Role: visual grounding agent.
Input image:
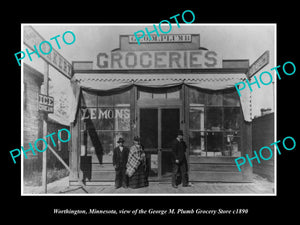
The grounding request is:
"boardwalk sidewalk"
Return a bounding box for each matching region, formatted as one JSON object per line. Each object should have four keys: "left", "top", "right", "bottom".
{"left": 23, "top": 174, "right": 274, "bottom": 195}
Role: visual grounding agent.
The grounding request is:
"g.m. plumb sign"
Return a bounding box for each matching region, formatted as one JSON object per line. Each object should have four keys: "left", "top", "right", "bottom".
{"left": 128, "top": 34, "right": 192, "bottom": 43}
{"left": 38, "top": 94, "right": 54, "bottom": 113}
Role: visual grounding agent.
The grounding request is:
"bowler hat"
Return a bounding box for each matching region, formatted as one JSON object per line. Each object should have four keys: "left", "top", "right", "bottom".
{"left": 177, "top": 130, "right": 183, "bottom": 135}
{"left": 133, "top": 136, "right": 140, "bottom": 142}
{"left": 117, "top": 137, "right": 125, "bottom": 143}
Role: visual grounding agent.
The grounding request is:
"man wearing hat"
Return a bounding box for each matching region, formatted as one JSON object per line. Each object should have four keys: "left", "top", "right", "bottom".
{"left": 171, "top": 130, "right": 190, "bottom": 188}
{"left": 113, "top": 137, "right": 129, "bottom": 188}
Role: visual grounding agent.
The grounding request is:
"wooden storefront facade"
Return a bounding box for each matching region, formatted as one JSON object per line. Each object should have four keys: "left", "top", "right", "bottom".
{"left": 69, "top": 34, "right": 253, "bottom": 185}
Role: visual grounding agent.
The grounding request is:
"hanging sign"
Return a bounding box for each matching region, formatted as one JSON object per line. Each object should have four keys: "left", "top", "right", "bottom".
{"left": 38, "top": 94, "right": 54, "bottom": 113}
{"left": 246, "top": 50, "right": 269, "bottom": 79}
{"left": 23, "top": 26, "right": 73, "bottom": 79}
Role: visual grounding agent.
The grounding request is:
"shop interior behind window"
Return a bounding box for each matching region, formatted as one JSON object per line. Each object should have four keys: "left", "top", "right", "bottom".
{"left": 80, "top": 89, "right": 132, "bottom": 163}
{"left": 188, "top": 87, "right": 241, "bottom": 157}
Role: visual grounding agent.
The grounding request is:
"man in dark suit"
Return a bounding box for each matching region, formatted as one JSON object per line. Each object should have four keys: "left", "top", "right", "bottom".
{"left": 113, "top": 137, "right": 129, "bottom": 189}
{"left": 171, "top": 130, "right": 190, "bottom": 188}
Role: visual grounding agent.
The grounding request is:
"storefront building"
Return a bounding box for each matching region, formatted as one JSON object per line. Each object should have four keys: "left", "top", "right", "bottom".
{"left": 69, "top": 34, "right": 252, "bottom": 185}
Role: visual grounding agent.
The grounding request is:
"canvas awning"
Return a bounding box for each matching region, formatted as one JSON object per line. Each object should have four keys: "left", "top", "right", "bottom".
{"left": 69, "top": 73, "right": 251, "bottom": 123}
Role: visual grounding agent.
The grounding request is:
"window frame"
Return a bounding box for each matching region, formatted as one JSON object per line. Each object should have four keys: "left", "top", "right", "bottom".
{"left": 79, "top": 90, "right": 132, "bottom": 156}
{"left": 188, "top": 87, "right": 241, "bottom": 157}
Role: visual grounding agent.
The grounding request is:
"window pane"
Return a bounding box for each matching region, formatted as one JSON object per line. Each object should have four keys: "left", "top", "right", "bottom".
{"left": 81, "top": 91, "right": 97, "bottom": 107}
{"left": 224, "top": 132, "right": 241, "bottom": 157}
{"left": 138, "top": 88, "right": 180, "bottom": 99}
{"left": 224, "top": 108, "right": 241, "bottom": 130}
{"left": 98, "top": 108, "right": 114, "bottom": 130}
{"left": 138, "top": 91, "right": 152, "bottom": 99}
{"left": 98, "top": 95, "right": 114, "bottom": 106}
{"left": 86, "top": 132, "right": 93, "bottom": 155}
{"left": 80, "top": 108, "right": 99, "bottom": 130}
{"left": 149, "top": 154, "right": 158, "bottom": 177}
{"left": 114, "top": 90, "right": 130, "bottom": 105}
{"left": 161, "top": 109, "right": 180, "bottom": 148}
{"left": 153, "top": 93, "right": 166, "bottom": 99}
{"left": 189, "top": 131, "right": 205, "bottom": 155}
{"left": 98, "top": 131, "right": 114, "bottom": 156}
{"left": 79, "top": 128, "right": 103, "bottom": 157}
{"left": 166, "top": 90, "right": 180, "bottom": 99}
{"left": 189, "top": 107, "right": 204, "bottom": 130}
{"left": 86, "top": 129, "right": 102, "bottom": 155}
{"left": 189, "top": 88, "right": 205, "bottom": 104}
{"left": 207, "top": 132, "right": 223, "bottom": 156}
{"left": 206, "top": 107, "right": 223, "bottom": 131}
{"left": 207, "top": 93, "right": 222, "bottom": 106}
{"left": 114, "top": 108, "right": 130, "bottom": 131}
{"left": 140, "top": 108, "right": 158, "bottom": 148}
{"left": 223, "top": 92, "right": 240, "bottom": 106}
{"left": 80, "top": 108, "right": 86, "bottom": 130}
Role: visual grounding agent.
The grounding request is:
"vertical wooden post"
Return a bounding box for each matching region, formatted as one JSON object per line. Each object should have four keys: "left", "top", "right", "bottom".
{"left": 183, "top": 84, "right": 190, "bottom": 165}
{"left": 132, "top": 85, "right": 137, "bottom": 137}
{"left": 158, "top": 108, "right": 162, "bottom": 179}
{"left": 42, "top": 62, "right": 49, "bottom": 193}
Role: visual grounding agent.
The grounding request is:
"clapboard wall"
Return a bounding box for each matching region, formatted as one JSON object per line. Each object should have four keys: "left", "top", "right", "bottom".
{"left": 252, "top": 113, "right": 275, "bottom": 181}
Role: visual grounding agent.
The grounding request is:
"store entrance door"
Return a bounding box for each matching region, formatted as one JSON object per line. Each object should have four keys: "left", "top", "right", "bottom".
{"left": 139, "top": 108, "right": 181, "bottom": 181}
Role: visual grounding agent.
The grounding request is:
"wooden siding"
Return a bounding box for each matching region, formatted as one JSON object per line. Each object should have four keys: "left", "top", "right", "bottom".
{"left": 188, "top": 156, "right": 244, "bottom": 182}
{"left": 23, "top": 65, "right": 43, "bottom": 159}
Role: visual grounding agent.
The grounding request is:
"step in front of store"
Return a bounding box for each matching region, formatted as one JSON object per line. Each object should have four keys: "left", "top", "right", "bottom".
{"left": 69, "top": 156, "right": 244, "bottom": 185}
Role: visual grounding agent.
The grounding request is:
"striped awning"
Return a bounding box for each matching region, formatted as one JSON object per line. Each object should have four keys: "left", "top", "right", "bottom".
{"left": 70, "top": 73, "right": 251, "bottom": 122}
{"left": 72, "top": 73, "right": 247, "bottom": 91}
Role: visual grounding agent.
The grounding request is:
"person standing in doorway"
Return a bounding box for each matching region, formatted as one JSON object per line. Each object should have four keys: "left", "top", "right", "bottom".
{"left": 113, "top": 137, "right": 129, "bottom": 189}
{"left": 126, "top": 136, "right": 149, "bottom": 189}
{"left": 171, "top": 130, "right": 190, "bottom": 188}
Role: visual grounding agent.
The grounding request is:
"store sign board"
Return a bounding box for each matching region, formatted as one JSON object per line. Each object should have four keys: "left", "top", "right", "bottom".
{"left": 128, "top": 34, "right": 192, "bottom": 43}
{"left": 81, "top": 107, "right": 130, "bottom": 131}
{"left": 23, "top": 26, "right": 72, "bottom": 79}
{"left": 81, "top": 108, "right": 130, "bottom": 120}
{"left": 246, "top": 50, "right": 269, "bottom": 78}
{"left": 96, "top": 50, "right": 221, "bottom": 70}
{"left": 38, "top": 94, "right": 54, "bottom": 113}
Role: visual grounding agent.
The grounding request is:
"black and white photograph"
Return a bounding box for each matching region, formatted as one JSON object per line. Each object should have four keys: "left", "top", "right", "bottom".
{"left": 20, "top": 24, "right": 276, "bottom": 195}
{"left": 2, "top": 4, "right": 299, "bottom": 221}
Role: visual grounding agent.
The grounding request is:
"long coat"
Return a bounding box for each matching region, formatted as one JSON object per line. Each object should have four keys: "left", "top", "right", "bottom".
{"left": 126, "top": 145, "right": 148, "bottom": 188}
{"left": 112, "top": 146, "right": 129, "bottom": 170}
{"left": 171, "top": 138, "right": 187, "bottom": 163}
{"left": 171, "top": 139, "right": 189, "bottom": 186}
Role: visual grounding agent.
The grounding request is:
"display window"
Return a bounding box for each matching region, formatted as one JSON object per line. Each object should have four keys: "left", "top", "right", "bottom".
{"left": 189, "top": 87, "right": 241, "bottom": 157}
{"left": 80, "top": 89, "right": 131, "bottom": 162}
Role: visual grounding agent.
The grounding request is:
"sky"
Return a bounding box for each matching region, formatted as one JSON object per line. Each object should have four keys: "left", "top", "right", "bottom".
{"left": 23, "top": 24, "right": 276, "bottom": 118}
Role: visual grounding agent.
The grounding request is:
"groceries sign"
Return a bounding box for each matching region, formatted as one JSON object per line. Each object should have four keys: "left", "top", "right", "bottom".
{"left": 96, "top": 50, "right": 221, "bottom": 70}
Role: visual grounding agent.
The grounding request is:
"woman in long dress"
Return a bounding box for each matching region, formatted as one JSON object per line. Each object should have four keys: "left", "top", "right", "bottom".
{"left": 126, "top": 136, "right": 148, "bottom": 189}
